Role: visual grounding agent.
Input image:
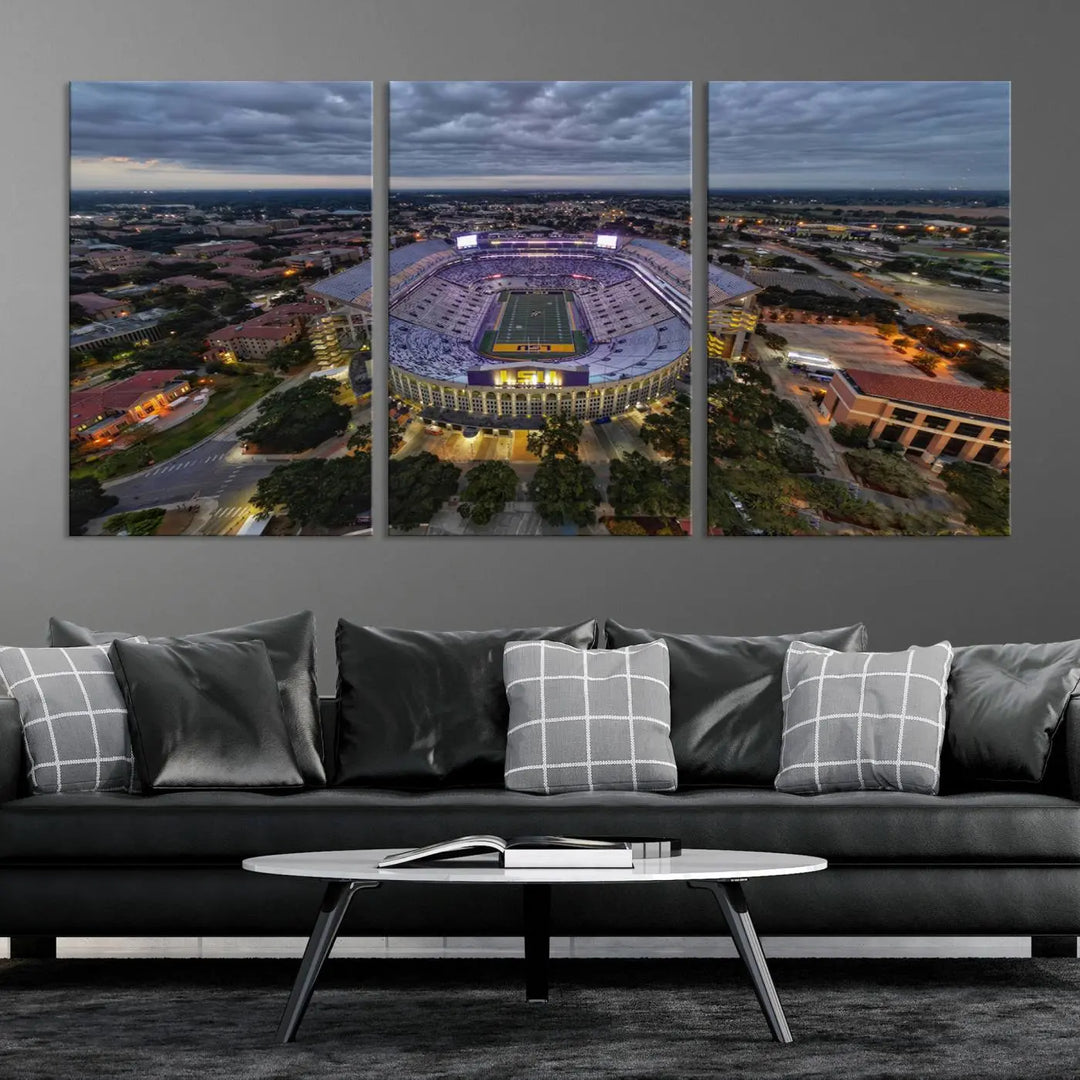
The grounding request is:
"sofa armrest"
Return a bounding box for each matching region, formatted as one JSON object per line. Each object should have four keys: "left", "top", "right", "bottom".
{"left": 0, "top": 697, "right": 23, "bottom": 803}
{"left": 1065, "top": 694, "right": 1080, "bottom": 802}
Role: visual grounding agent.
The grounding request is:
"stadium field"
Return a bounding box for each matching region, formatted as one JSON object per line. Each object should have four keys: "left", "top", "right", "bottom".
{"left": 492, "top": 290, "right": 576, "bottom": 354}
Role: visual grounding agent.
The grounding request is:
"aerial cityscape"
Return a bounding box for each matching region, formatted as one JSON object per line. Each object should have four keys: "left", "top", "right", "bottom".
{"left": 706, "top": 81, "right": 1011, "bottom": 536}
{"left": 369, "top": 80, "right": 698, "bottom": 536}
{"left": 68, "top": 81, "right": 373, "bottom": 537}
{"left": 68, "top": 80, "right": 1010, "bottom": 539}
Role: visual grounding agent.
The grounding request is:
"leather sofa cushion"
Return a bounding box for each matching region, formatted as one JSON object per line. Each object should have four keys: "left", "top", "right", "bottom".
{"left": 944, "top": 641, "right": 1080, "bottom": 787}
{"left": 110, "top": 637, "right": 304, "bottom": 792}
{"left": 605, "top": 621, "right": 868, "bottom": 786}
{"left": 48, "top": 612, "right": 325, "bottom": 787}
{"left": 335, "top": 620, "right": 599, "bottom": 788}
{"left": 3, "top": 787, "right": 1078, "bottom": 864}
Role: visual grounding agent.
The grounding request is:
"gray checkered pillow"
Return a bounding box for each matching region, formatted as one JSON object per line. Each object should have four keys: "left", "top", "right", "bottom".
{"left": 503, "top": 639, "right": 677, "bottom": 795}
{"left": 776, "top": 640, "right": 953, "bottom": 795}
{"left": 0, "top": 645, "right": 139, "bottom": 794}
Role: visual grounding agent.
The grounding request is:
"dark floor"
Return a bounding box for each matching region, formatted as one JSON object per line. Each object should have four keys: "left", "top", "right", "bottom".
{"left": 2, "top": 956, "right": 1079, "bottom": 1079}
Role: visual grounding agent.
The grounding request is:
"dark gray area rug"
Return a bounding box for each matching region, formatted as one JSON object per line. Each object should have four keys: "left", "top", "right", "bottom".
{"left": 2, "top": 957, "right": 1080, "bottom": 1079}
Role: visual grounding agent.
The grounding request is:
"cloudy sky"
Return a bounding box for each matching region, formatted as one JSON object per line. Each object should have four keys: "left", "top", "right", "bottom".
{"left": 709, "top": 81, "right": 1010, "bottom": 190}
{"left": 70, "top": 81, "right": 372, "bottom": 190}
{"left": 391, "top": 81, "right": 691, "bottom": 190}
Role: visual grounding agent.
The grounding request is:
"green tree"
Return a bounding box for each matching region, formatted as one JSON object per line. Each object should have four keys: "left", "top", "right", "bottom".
{"left": 639, "top": 394, "right": 691, "bottom": 463}
{"left": 830, "top": 422, "right": 872, "bottom": 448}
{"left": 772, "top": 398, "right": 809, "bottom": 433}
{"left": 265, "top": 338, "right": 315, "bottom": 372}
{"left": 844, "top": 449, "right": 928, "bottom": 498}
{"left": 103, "top": 507, "right": 166, "bottom": 536}
{"left": 388, "top": 452, "right": 462, "bottom": 531}
{"left": 941, "top": 462, "right": 1010, "bottom": 535}
{"left": 526, "top": 414, "right": 583, "bottom": 459}
{"left": 458, "top": 461, "right": 518, "bottom": 526}
{"left": 238, "top": 378, "right": 350, "bottom": 452}
{"left": 776, "top": 434, "right": 821, "bottom": 475}
{"left": 607, "top": 452, "right": 666, "bottom": 516}
{"left": 348, "top": 422, "right": 405, "bottom": 456}
{"left": 708, "top": 460, "right": 798, "bottom": 535}
{"left": 529, "top": 455, "right": 600, "bottom": 528}
{"left": 252, "top": 454, "right": 372, "bottom": 529}
{"left": 69, "top": 476, "right": 118, "bottom": 535}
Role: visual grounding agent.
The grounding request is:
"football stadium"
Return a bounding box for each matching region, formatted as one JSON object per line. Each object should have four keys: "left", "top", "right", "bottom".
{"left": 309, "top": 232, "right": 759, "bottom": 426}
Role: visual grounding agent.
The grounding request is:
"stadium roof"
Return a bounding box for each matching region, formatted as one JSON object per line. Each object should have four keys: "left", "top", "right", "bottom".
{"left": 623, "top": 237, "right": 756, "bottom": 302}
{"left": 843, "top": 369, "right": 1010, "bottom": 422}
{"left": 707, "top": 263, "right": 758, "bottom": 303}
{"left": 309, "top": 239, "right": 452, "bottom": 305}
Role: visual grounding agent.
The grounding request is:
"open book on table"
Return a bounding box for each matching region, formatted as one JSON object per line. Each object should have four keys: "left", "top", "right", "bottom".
{"left": 377, "top": 835, "right": 680, "bottom": 869}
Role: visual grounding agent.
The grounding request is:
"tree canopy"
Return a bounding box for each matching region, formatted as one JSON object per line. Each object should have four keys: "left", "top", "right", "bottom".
{"left": 639, "top": 394, "right": 691, "bottom": 464}
{"left": 252, "top": 453, "right": 372, "bottom": 529}
{"left": 607, "top": 452, "right": 689, "bottom": 518}
{"left": 69, "top": 476, "right": 118, "bottom": 536}
{"left": 526, "top": 414, "right": 583, "bottom": 459}
{"left": 529, "top": 455, "right": 600, "bottom": 528}
{"left": 237, "top": 378, "right": 350, "bottom": 453}
{"left": 458, "top": 461, "right": 518, "bottom": 526}
{"left": 941, "top": 462, "right": 1010, "bottom": 535}
{"left": 388, "top": 452, "right": 461, "bottom": 531}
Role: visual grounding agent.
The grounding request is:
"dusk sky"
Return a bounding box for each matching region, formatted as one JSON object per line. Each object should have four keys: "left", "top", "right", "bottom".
{"left": 391, "top": 81, "right": 691, "bottom": 190}
{"left": 709, "top": 81, "right": 1010, "bottom": 191}
{"left": 70, "top": 81, "right": 372, "bottom": 190}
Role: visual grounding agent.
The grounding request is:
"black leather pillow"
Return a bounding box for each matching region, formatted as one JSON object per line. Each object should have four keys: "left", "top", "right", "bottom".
{"left": 109, "top": 637, "right": 305, "bottom": 792}
{"left": 49, "top": 613, "right": 324, "bottom": 786}
{"left": 335, "top": 620, "right": 600, "bottom": 788}
{"left": 604, "top": 620, "right": 868, "bottom": 786}
{"left": 944, "top": 641, "right": 1080, "bottom": 786}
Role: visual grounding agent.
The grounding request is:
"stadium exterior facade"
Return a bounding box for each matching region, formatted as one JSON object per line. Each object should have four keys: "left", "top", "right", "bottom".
{"left": 308, "top": 233, "right": 759, "bottom": 425}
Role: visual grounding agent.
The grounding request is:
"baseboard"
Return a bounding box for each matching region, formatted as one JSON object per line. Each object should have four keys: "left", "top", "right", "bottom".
{"left": 3, "top": 936, "right": 1038, "bottom": 960}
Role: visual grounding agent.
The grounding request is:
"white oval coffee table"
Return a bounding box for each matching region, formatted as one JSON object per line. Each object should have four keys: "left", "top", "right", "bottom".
{"left": 244, "top": 848, "right": 827, "bottom": 1045}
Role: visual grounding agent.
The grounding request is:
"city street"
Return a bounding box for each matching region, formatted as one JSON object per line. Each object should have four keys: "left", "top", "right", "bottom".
{"left": 97, "top": 370, "right": 366, "bottom": 535}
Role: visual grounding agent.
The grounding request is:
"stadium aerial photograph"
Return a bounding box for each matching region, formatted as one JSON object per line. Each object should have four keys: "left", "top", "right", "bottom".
{"left": 314, "top": 80, "right": 700, "bottom": 536}
{"left": 68, "top": 81, "right": 373, "bottom": 538}
{"left": 706, "top": 81, "right": 1010, "bottom": 536}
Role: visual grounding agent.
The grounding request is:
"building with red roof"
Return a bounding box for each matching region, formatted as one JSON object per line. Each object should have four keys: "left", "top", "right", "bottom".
{"left": 70, "top": 370, "right": 191, "bottom": 442}
{"left": 206, "top": 321, "right": 301, "bottom": 360}
{"left": 823, "top": 368, "right": 1010, "bottom": 469}
{"left": 160, "top": 275, "right": 228, "bottom": 293}
{"left": 71, "top": 292, "right": 129, "bottom": 321}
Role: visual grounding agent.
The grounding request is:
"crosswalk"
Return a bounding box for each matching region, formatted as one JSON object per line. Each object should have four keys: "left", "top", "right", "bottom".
{"left": 143, "top": 452, "right": 229, "bottom": 477}
{"left": 208, "top": 505, "right": 249, "bottom": 521}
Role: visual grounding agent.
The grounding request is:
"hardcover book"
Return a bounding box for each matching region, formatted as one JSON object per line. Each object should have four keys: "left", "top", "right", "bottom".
{"left": 378, "top": 835, "right": 636, "bottom": 869}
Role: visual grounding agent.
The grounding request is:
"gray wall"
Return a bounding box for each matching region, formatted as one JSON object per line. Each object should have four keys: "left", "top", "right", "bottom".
{"left": 1, "top": 0, "right": 1076, "bottom": 689}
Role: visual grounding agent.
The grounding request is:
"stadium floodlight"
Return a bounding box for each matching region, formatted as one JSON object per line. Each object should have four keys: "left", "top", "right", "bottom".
{"left": 456, "top": 233, "right": 478, "bottom": 250}
{"left": 596, "top": 233, "right": 619, "bottom": 250}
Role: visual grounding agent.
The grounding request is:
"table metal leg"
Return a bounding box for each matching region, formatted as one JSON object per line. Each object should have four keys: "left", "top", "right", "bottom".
{"left": 523, "top": 883, "right": 551, "bottom": 1003}
{"left": 277, "top": 880, "right": 379, "bottom": 1044}
{"left": 689, "top": 880, "right": 793, "bottom": 1044}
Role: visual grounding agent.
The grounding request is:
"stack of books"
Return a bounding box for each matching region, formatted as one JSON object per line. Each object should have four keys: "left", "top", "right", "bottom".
{"left": 377, "top": 835, "right": 680, "bottom": 870}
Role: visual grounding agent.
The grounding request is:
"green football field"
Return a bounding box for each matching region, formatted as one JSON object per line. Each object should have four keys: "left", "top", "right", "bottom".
{"left": 493, "top": 290, "right": 575, "bottom": 350}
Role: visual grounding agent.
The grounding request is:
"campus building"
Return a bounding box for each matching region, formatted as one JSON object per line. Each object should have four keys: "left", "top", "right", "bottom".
{"left": 68, "top": 308, "right": 174, "bottom": 353}
{"left": 204, "top": 302, "right": 324, "bottom": 362}
{"left": 71, "top": 293, "right": 129, "bottom": 321}
{"left": 823, "top": 368, "right": 1011, "bottom": 469}
{"left": 69, "top": 370, "right": 191, "bottom": 442}
{"left": 83, "top": 245, "right": 151, "bottom": 273}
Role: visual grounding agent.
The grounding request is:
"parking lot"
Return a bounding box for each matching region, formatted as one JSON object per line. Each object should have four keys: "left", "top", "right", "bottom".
{"left": 398, "top": 411, "right": 660, "bottom": 467}
{"left": 762, "top": 320, "right": 979, "bottom": 385}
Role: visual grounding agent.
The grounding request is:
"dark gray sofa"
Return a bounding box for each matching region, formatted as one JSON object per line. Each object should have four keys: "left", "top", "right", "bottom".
{"left": 3, "top": 696, "right": 1080, "bottom": 955}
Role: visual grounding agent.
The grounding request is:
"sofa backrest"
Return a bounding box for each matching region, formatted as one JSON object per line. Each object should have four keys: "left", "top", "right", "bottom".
{"left": 319, "top": 696, "right": 337, "bottom": 781}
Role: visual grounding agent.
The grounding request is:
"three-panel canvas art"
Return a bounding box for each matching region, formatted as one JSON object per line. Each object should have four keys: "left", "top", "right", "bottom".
{"left": 69, "top": 81, "right": 1010, "bottom": 538}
